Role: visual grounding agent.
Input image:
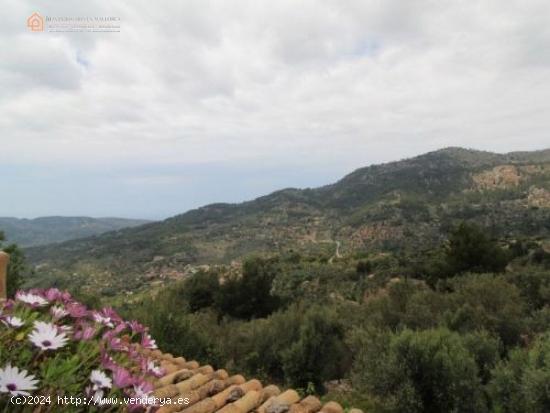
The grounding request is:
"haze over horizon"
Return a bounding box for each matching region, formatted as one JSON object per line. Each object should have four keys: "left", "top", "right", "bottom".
{"left": 2, "top": 145, "right": 549, "bottom": 221}
{"left": 2, "top": 1, "right": 549, "bottom": 219}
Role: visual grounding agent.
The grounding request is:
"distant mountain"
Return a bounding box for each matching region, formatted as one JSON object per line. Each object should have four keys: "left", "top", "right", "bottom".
{"left": 0, "top": 216, "right": 152, "bottom": 247}
{"left": 25, "top": 147, "right": 550, "bottom": 293}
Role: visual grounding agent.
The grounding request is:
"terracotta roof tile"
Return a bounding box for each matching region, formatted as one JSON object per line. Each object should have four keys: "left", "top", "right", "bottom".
{"left": 143, "top": 349, "right": 363, "bottom": 413}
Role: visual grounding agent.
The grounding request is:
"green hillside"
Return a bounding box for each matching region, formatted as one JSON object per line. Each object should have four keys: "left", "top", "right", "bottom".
{"left": 24, "top": 147, "right": 550, "bottom": 294}
{"left": 0, "top": 216, "right": 151, "bottom": 247}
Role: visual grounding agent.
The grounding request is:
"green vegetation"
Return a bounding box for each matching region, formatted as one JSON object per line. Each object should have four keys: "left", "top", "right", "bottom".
{"left": 183, "top": 257, "right": 282, "bottom": 319}
{"left": 118, "top": 221, "right": 550, "bottom": 412}
{"left": 22, "top": 148, "right": 550, "bottom": 293}
{"left": 184, "top": 271, "right": 219, "bottom": 312}
{"left": 349, "top": 328, "right": 489, "bottom": 412}
{"left": 214, "top": 257, "right": 282, "bottom": 320}
{"left": 7, "top": 147, "right": 550, "bottom": 412}
{"left": 489, "top": 333, "right": 550, "bottom": 412}
{"left": 414, "top": 222, "right": 511, "bottom": 286}
{"left": 445, "top": 222, "right": 509, "bottom": 275}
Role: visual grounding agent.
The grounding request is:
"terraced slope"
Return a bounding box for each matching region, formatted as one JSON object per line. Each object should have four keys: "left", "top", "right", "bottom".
{"left": 25, "top": 147, "right": 550, "bottom": 293}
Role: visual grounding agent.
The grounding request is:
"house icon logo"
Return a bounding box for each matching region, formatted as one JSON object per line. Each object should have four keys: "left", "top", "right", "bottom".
{"left": 27, "top": 12, "right": 44, "bottom": 32}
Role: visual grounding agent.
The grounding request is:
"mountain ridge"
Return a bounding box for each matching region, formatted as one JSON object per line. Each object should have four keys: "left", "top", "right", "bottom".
{"left": 23, "top": 147, "right": 550, "bottom": 293}
{"left": 0, "top": 216, "right": 152, "bottom": 247}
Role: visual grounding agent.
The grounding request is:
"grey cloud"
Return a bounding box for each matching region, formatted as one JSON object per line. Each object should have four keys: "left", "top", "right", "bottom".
{"left": 0, "top": 36, "right": 83, "bottom": 92}
{"left": 0, "top": 0, "right": 549, "bottom": 217}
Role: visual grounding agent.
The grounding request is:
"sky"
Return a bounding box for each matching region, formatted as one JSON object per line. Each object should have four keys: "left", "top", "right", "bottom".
{"left": 1, "top": 0, "right": 549, "bottom": 220}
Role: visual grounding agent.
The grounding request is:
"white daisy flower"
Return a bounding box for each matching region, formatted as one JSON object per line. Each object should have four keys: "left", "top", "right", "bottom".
{"left": 90, "top": 369, "right": 112, "bottom": 390}
{"left": 2, "top": 316, "right": 25, "bottom": 328}
{"left": 50, "top": 305, "right": 69, "bottom": 320}
{"left": 28, "top": 321, "right": 69, "bottom": 351}
{"left": 15, "top": 292, "right": 48, "bottom": 307}
{"left": 92, "top": 312, "right": 114, "bottom": 328}
{"left": 0, "top": 364, "right": 39, "bottom": 396}
{"left": 133, "top": 383, "right": 152, "bottom": 398}
{"left": 147, "top": 360, "right": 163, "bottom": 376}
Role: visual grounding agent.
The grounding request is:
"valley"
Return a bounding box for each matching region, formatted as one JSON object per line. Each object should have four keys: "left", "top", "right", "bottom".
{"left": 22, "top": 147, "right": 550, "bottom": 296}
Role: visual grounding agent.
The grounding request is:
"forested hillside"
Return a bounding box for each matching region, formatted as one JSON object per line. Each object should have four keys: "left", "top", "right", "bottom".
{"left": 25, "top": 147, "right": 550, "bottom": 294}
{"left": 7, "top": 147, "right": 550, "bottom": 412}
{"left": 119, "top": 222, "right": 550, "bottom": 413}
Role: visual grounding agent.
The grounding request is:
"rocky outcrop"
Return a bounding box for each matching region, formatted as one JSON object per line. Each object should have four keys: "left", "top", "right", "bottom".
{"left": 472, "top": 163, "right": 550, "bottom": 190}
{"left": 528, "top": 186, "right": 550, "bottom": 208}
{"left": 472, "top": 165, "right": 522, "bottom": 189}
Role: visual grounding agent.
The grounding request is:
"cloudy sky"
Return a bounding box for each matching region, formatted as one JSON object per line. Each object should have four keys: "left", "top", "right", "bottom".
{"left": 1, "top": 0, "right": 549, "bottom": 219}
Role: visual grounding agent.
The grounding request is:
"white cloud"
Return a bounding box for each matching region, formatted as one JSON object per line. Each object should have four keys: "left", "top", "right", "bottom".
{"left": 0, "top": 0, "right": 549, "bottom": 216}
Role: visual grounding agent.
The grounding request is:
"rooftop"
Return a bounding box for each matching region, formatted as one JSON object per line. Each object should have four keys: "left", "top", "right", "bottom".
{"left": 142, "top": 347, "right": 362, "bottom": 413}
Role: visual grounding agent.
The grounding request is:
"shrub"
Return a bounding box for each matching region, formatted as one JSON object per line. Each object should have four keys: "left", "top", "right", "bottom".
{"left": 445, "top": 222, "right": 509, "bottom": 275}
{"left": 281, "top": 306, "right": 349, "bottom": 391}
{"left": 356, "top": 260, "right": 372, "bottom": 274}
{"left": 184, "top": 271, "right": 220, "bottom": 312}
{"left": 214, "top": 257, "right": 281, "bottom": 319}
{"left": 507, "top": 269, "right": 550, "bottom": 311}
{"left": 120, "top": 287, "right": 223, "bottom": 367}
{"left": 489, "top": 333, "right": 550, "bottom": 412}
{"left": 348, "top": 327, "right": 488, "bottom": 413}
{"left": 462, "top": 330, "right": 501, "bottom": 384}
{"left": 446, "top": 274, "right": 525, "bottom": 347}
